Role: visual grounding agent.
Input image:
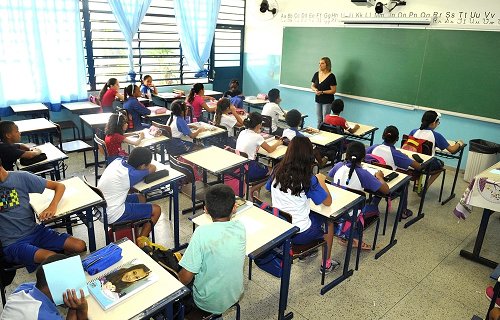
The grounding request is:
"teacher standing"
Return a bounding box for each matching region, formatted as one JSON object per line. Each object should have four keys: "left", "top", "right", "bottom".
{"left": 311, "top": 57, "right": 337, "bottom": 128}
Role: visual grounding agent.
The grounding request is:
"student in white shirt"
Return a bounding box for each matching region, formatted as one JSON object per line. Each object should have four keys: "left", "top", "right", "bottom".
{"left": 261, "top": 88, "right": 285, "bottom": 136}
{"left": 214, "top": 97, "right": 244, "bottom": 148}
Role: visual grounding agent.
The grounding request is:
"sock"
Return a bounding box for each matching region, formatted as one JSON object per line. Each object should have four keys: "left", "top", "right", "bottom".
{"left": 322, "top": 259, "right": 332, "bottom": 269}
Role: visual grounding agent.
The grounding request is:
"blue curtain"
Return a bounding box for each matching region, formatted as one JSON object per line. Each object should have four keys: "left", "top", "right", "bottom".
{"left": 173, "top": 0, "right": 221, "bottom": 72}
{"left": 0, "top": 0, "right": 87, "bottom": 115}
{"left": 108, "top": 0, "right": 151, "bottom": 81}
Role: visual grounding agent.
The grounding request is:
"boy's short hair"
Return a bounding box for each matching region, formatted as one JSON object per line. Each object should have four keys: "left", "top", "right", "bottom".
{"left": 285, "top": 109, "right": 302, "bottom": 128}
{"left": 35, "top": 254, "right": 68, "bottom": 290}
{"left": 204, "top": 184, "right": 236, "bottom": 219}
{"left": 0, "top": 121, "right": 15, "bottom": 142}
{"left": 267, "top": 88, "right": 280, "bottom": 103}
{"left": 127, "top": 147, "right": 152, "bottom": 168}
{"left": 331, "top": 99, "right": 344, "bottom": 114}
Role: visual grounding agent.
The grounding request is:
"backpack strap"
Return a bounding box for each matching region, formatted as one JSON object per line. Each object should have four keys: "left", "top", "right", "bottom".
{"left": 259, "top": 202, "right": 270, "bottom": 211}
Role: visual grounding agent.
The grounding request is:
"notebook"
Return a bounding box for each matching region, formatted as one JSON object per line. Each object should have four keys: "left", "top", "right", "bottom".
{"left": 233, "top": 196, "right": 253, "bottom": 216}
{"left": 87, "top": 258, "right": 158, "bottom": 310}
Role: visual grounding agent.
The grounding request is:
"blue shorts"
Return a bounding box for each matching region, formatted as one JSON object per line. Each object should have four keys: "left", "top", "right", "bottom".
{"left": 429, "top": 158, "right": 445, "bottom": 171}
{"left": 114, "top": 194, "right": 153, "bottom": 223}
{"left": 248, "top": 160, "right": 269, "bottom": 180}
{"left": 171, "top": 138, "right": 195, "bottom": 156}
{"left": 3, "top": 224, "right": 70, "bottom": 273}
{"left": 292, "top": 214, "right": 326, "bottom": 245}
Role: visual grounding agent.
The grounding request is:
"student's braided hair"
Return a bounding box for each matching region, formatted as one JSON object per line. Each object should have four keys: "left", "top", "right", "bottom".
{"left": 382, "top": 125, "right": 399, "bottom": 144}
{"left": 187, "top": 83, "right": 204, "bottom": 104}
{"left": 214, "top": 98, "right": 230, "bottom": 126}
{"left": 168, "top": 99, "right": 187, "bottom": 126}
{"left": 345, "top": 141, "right": 366, "bottom": 186}
{"left": 420, "top": 110, "right": 439, "bottom": 130}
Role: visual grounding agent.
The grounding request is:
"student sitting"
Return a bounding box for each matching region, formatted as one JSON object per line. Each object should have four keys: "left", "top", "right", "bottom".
{"left": 0, "top": 158, "right": 86, "bottom": 273}
{"left": 140, "top": 74, "right": 158, "bottom": 101}
{"left": 261, "top": 88, "right": 285, "bottom": 136}
{"left": 266, "top": 136, "right": 340, "bottom": 274}
{"left": 366, "top": 125, "right": 421, "bottom": 219}
{"left": 213, "top": 97, "right": 244, "bottom": 148}
{"left": 104, "top": 113, "right": 145, "bottom": 165}
{"left": 324, "top": 98, "right": 360, "bottom": 133}
{"left": 0, "top": 254, "right": 88, "bottom": 320}
{"left": 97, "top": 147, "right": 161, "bottom": 238}
{"left": 236, "top": 112, "right": 282, "bottom": 197}
{"left": 409, "top": 110, "right": 464, "bottom": 188}
{"left": 178, "top": 184, "right": 246, "bottom": 315}
{"left": 123, "top": 84, "right": 151, "bottom": 131}
{"left": 186, "top": 83, "right": 216, "bottom": 122}
{"left": 223, "top": 78, "right": 244, "bottom": 109}
{"left": 282, "top": 109, "right": 328, "bottom": 168}
{"left": 328, "top": 141, "right": 389, "bottom": 250}
{"left": 0, "top": 120, "right": 43, "bottom": 171}
{"left": 168, "top": 99, "right": 206, "bottom": 156}
{"left": 99, "top": 78, "right": 124, "bottom": 113}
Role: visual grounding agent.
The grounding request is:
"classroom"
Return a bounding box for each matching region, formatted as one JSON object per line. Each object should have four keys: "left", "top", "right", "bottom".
{"left": 1, "top": 0, "right": 500, "bottom": 319}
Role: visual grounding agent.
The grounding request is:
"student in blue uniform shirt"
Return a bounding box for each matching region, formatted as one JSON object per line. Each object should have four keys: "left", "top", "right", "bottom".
{"left": 123, "top": 84, "right": 151, "bottom": 131}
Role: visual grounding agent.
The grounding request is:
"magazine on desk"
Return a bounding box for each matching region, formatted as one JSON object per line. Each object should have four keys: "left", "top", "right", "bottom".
{"left": 87, "top": 258, "right": 158, "bottom": 310}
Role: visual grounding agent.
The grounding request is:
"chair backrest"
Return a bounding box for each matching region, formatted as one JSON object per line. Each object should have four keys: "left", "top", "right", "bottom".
{"left": 82, "top": 175, "right": 106, "bottom": 204}
{"left": 169, "top": 156, "right": 195, "bottom": 185}
{"left": 94, "top": 134, "right": 108, "bottom": 159}
{"left": 151, "top": 121, "right": 172, "bottom": 138}
{"left": 319, "top": 122, "right": 344, "bottom": 135}
{"left": 252, "top": 196, "right": 293, "bottom": 224}
{"left": 225, "top": 146, "right": 249, "bottom": 159}
{"left": 370, "top": 162, "right": 393, "bottom": 170}
{"left": 261, "top": 115, "right": 272, "bottom": 134}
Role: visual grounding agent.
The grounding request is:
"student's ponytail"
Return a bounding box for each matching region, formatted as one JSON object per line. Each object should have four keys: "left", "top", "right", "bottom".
{"left": 420, "top": 110, "right": 438, "bottom": 130}
{"left": 345, "top": 141, "right": 366, "bottom": 186}
{"left": 382, "top": 125, "right": 399, "bottom": 144}
{"left": 99, "top": 78, "right": 118, "bottom": 102}
{"left": 215, "top": 98, "right": 230, "bottom": 126}
{"left": 123, "top": 84, "right": 135, "bottom": 102}
{"left": 169, "top": 99, "right": 186, "bottom": 126}
{"left": 187, "top": 83, "right": 204, "bottom": 104}
{"left": 243, "top": 112, "right": 262, "bottom": 129}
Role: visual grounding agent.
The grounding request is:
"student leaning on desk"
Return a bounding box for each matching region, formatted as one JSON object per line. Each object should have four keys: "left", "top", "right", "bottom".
{"left": 104, "top": 113, "right": 145, "bottom": 165}
{"left": 178, "top": 184, "right": 246, "bottom": 316}
{"left": 99, "top": 78, "right": 124, "bottom": 113}
{"left": 0, "top": 120, "right": 43, "bottom": 171}
{"left": 0, "top": 157, "right": 87, "bottom": 273}
{"left": 409, "top": 110, "right": 464, "bottom": 189}
{"left": 0, "top": 255, "right": 88, "bottom": 320}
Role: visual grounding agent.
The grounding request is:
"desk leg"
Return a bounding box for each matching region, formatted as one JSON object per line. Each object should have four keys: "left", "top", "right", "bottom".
{"left": 238, "top": 164, "right": 245, "bottom": 198}
{"left": 441, "top": 149, "right": 463, "bottom": 205}
{"left": 405, "top": 164, "right": 431, "bottom": 228}
{"left": 278, "top": 234, "right": 294, "bottom": 320}
{"left": 321, "top": 208, "right": 357, "bottom": 295}
{"left": 173, "top": 181, "right": 188, "bottom": 252}
{"left": 93, "top": 141, "right": 99, "bottom": 186}
{"left": 376, "top": 182, "right": 408, "bottom": 259}
{"left": 86, "top": 208, "right": 96, "bottom": 252}
{"left": 459, "top": 208, "right": 498, "bottom": 268}
{"left": 53, "top": 161, "right": 61, "bottom": 181}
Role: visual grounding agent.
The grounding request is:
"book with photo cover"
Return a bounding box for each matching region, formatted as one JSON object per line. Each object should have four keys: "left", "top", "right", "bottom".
{"left": 233, "top": 196, "right": 253, "bottom": 216}
{"left": 87, "top": 258, "right": 158, "bottom": 310}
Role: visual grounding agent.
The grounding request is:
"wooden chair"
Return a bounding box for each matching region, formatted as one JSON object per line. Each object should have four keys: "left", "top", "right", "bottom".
{"left": 184, "top": 302, "right": 241, "bottom": 320}
{"left": 401, "top": 134, "right": 446, "bottom": 202}
{"left": 249, "top": 197, "right": 328, "bottom": 285}
{"left": 82, "top": 175, "right": 154, "bottom": 245}
{"left": 169, "top": 157, "right": 210, "bottom": 225}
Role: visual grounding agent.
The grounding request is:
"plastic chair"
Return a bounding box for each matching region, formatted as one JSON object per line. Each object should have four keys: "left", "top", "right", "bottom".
{"left": 249, "top": 197, "right": 328, "bottom": 285}
{"left": 82, "top": 175, "right": 154, "bottom": 245}
{"left": 169, "top": 157, "right": 210, "bottom": 224}
{"left": 224, "top": 147, "right": 268, "bottom": 199}
{"left": 401, "top": 134, "right": 446, "bottom": 202}
{"left": 261, "top": 115, "right": 272, "bottom": 134}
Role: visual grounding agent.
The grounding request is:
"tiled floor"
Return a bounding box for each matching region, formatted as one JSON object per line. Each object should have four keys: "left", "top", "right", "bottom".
{"left": 1, "top": 150, "right": 499, "bottom": 320}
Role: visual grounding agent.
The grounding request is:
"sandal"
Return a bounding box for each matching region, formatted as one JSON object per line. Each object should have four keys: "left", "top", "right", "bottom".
{"left": 338, "top": 238, "right": 372, "bottom": 250}
{"left": 401, "top": 209, "right": 413, "bottom": 219}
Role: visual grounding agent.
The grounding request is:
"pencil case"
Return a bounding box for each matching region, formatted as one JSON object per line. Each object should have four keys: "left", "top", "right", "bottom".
{"left": 82, "top": 243, "right": 123, "bottom": 275}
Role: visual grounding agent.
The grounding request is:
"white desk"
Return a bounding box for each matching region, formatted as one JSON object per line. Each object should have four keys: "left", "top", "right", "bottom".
{"left": 62, "top": 101, "right": 101, "bottom": 114}
{"left": 181, "top": 122, "right": 226, "bottom": 144}
{"left": 301, "top": 128, "right": 344, "bottom": 148}
{"left": 79, "top": 113, "right": 113, "bottom": 139}
{"left": 181, "top": 146, "right": 250, "bottom": 197}
{"left": 344, "top": 123, "right": 378, "bottom": 146}
{"left": 203, "top": 89, "right": 223, "bottom": 97}
{"left": 29, "top": 177, "right": 105, "bottom": 252}
{"left": 243, "top": 98, "right": 267, "bottom": 112}
{"left": 17, "top": 142, "right": 68, "bottom": 180}
{"left": 10, "top": 103, "right": 49, "bottom": 118}
{"left": 127, "top": 129, "right": 170, "bottom": 164}
{"left": 258, "top": 139, "right": 287, "bottom": 162}
{"left": 309, "top": 184, "right": 365, "bottom": 295}
{"left": 15, "top": 118, "right": 58, "bottom": 142}
{"left": 85, "top": 239, "right": 189, "bottom": 320}
{"left": 192, "top": 205, "right": 298, "bottom": 320}
{"left": 133, "top": 162, "right": 187, "bottom": 251}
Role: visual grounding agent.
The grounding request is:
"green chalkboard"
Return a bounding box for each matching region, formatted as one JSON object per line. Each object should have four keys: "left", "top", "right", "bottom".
{"left": 281, "top": 27, "right": 500, "bottom": 121}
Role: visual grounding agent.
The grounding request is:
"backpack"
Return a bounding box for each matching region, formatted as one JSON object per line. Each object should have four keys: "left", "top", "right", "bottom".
{"left": 365, "top": 153, "right": 386, "bottom": 165}
{"left": 142, "top": 245, "right": 182, "bottom": 280}
{"left": 402, "top": 135, "right": 427, "bottom": 153}
{"left": 253, "top": 203, "right": 292, "bottom": 278}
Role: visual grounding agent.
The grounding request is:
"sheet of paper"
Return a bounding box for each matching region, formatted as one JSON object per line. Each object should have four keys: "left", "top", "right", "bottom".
{"left": 311, "top": 135, "right": 328, "bottom": 141}
{"left": 237, "top": 215, "right": 266, "bottom": 235}
{"left": 490, "top": 168, "right": 500, "bottom": 175}
{"left": 43, "top": 255, "right": 89, "bottom": 305}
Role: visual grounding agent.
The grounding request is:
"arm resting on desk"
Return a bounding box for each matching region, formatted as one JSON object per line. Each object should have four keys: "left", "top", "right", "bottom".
{"left": 38, "top": 181, "right": 66, "bottom": 222}
{"left": 446, "top": 140, "right": 464, "bottom": 153}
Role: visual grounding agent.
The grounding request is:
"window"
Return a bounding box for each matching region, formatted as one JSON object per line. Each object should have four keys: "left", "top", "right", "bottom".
{"left": 81, "top": 0, "right": 245, "bottom": 91}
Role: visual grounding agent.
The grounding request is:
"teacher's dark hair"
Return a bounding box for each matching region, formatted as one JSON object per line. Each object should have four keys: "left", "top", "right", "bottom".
{"left": 321, "top": 57, "right": 332, "bottom": 72}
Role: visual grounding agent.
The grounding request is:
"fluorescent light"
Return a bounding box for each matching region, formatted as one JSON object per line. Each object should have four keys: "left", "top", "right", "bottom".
{"left": 342, "top": 17, "right": 431, "bottom": 25}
